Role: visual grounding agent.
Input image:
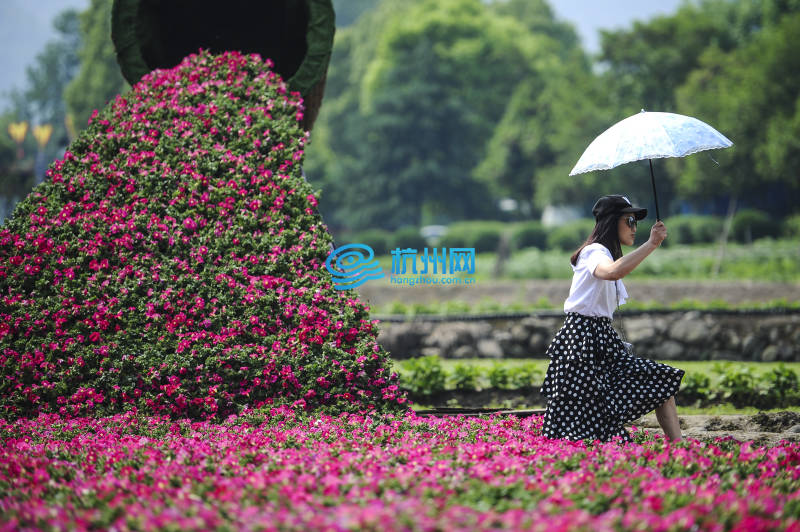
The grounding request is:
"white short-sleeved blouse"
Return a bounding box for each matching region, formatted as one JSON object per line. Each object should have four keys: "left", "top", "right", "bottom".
{"left": 563, "top": 243, "right": 628, "bottom": 319}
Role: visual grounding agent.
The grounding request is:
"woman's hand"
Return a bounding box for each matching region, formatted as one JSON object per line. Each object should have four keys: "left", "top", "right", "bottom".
{"left": 594, "top": 220, "right": 667, "bottom": 281}
{"left": 648, "top": 221, "right": 667, "bottom": 247}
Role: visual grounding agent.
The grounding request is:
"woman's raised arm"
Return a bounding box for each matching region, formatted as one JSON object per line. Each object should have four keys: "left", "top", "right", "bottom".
{"left": 594, "top": 221, "right": 667, "bottom": 281}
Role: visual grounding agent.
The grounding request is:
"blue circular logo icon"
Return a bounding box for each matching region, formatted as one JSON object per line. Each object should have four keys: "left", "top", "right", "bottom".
{"left": 325, "top": 244, "right": 384, "bottom": 290}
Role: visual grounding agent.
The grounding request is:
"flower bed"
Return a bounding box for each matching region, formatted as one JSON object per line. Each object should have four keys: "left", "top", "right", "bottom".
{"left": 1, "top": 408, "right": 799, "bottom": 531}
{"left": 0, "top": 50, "right": 406, "bottom": 420}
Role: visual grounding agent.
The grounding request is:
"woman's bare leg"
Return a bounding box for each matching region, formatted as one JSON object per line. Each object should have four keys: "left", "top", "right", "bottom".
{"left": 655, "top": 396, "right": 682, "bottom": 442}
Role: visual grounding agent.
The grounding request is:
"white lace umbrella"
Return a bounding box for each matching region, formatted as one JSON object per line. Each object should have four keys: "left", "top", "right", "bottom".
{"left": 569, "top": 110, "right": 733, "bottom": 219}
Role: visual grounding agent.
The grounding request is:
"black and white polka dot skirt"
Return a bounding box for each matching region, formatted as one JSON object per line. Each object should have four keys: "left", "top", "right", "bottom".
{"left": 541, "top": 312, "right": 685, "bottom": 443}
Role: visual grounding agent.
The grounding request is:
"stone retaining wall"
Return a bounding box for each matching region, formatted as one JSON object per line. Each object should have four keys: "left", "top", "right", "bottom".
{"left": 377, "top": 311, "right": 800, "bottom": 362}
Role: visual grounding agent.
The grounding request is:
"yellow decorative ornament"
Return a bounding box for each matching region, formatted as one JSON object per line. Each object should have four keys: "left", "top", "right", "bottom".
{"left": 32, "top": 124, "right": 53, "bottom": 149}
{"left": 7, "top": 121, "right": 28, "bottom": 144}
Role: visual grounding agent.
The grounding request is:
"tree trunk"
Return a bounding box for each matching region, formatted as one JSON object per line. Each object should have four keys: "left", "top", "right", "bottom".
{"left": 712, "top": 195, "right": 737, "bottom": 277}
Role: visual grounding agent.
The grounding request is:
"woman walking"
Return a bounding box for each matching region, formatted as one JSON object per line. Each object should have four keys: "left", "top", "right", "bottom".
{"left": 541, "top": 194, "right": 684, "bottom": 443}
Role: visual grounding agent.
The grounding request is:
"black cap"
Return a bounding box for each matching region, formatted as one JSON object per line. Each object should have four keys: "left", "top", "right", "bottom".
{"left": 592, "top": 195, "right": 647, "bottom": 220}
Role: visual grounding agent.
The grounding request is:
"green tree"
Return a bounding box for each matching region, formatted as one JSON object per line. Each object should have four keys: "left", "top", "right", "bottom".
{"left": 306, "top": 0, "right": 566, "bottom": 231}
{"left": 64, "top": 0, "right": 129, "bottom": 132}
{"left": 676, "top": 11, "right": 800, "bottom": 204}
{"left": 593, "top": 0, "right": 800, "bottom": 217}
{"left": 488, "top": 0, "right": 580, "bottom": 54}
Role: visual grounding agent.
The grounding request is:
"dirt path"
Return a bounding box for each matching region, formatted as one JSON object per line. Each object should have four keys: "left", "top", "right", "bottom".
{"left": 631, "top": 411, "right": 800, "bottom": 446}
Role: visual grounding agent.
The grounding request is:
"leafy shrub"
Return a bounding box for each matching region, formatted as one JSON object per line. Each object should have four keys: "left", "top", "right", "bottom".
{"left": 546, "top": 219, "right": 596, "bottom": 251}
{"left": 762, "top": 364, "right": 800, "bottom": 406}
{"left": 438, "top": 229, "right": 469, "bottom": 249}
{"left": 450, "top": 363, "right": 481, "bottom": 391}
{"left": 732, "top": 209, "right": 776, "bottom": 243}
{"left": 782, "top": 214, "right": 800, "bottom": 238}
{"left": 390, "top": 226, "right": 428, "bottom": 253}
{"left": 440, "top": 221, "right": 504, "bottom": 252}
{"left": 353, "top": 228, "right": 393, "bottom": 255}
{"left": 509, "top": 363, "right": 542, "bottom": 388}
{"left": 711, "top": 363, "right": 760, "bottom": 407}
{"left": 473, "top": 228, "right": 503, "bottom": 253}
{"left": 510, "top": 221, "right": 547, "bottom": 250}
{"left": 667, "top": 215, "right": 724, "bottom": 245}
{"left": 0, "top": 51, "right": 407, "bottom": 420}
{"left": 487, "top": 364, "right": 510, "bottom": 389}
{"left": 678, "top": 373, "right": 711, "bottom": 405}
{"left": 402, "top": 356, "right": 446, "bottom": 395}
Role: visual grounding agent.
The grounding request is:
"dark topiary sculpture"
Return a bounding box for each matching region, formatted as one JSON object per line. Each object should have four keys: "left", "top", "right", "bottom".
{"left": 111, "top": 0, "right": 335, "bottom": 131}
{"left": 0, "top": 50, "right": 407, "bottom": 420}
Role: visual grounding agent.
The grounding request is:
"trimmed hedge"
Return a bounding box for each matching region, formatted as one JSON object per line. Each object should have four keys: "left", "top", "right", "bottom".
{"left": 665, "top": 214, "right": 724, "bottom": 245}
{"left": 0, "top": 51, "right": 407, "bottom": 420}
{"left": 732, "top": 208, "right": 778, "bottom": 243}
{"left": 351, "top": 228, "right": 393, "bottom": 255}
{"left": 440, "top": 220, "right": 505, "bottom": 253}
{"left": 546, "top": 219, "right": 596, "bottom": 252}
{"left": 391, "top": 226, "right": 428, "bottom": 252}
{"left": 510, "top": 220, "right": 547, "bottom": 250}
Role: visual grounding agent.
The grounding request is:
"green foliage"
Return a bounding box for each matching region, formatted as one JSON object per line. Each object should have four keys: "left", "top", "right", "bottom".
{"left": 784, "top": 214, "right": 800, "bottom": 238}
{"left": 307, "top": 0, "right": 578, "bottom": 231}
{"left": 440, "top": 221, "right": 505, "bottom": 252}
{"left": 305, "top": 0, "right": 800, "bottom": 229}
{"left": 546, "top": 219, "right": 595, "bottom": 252}
{"left": 403, "top": 356, "right": 446, "bottom": 395}
{"left": 764, "top": 364, "right": 800, "bottom": 403}
{"left": 680, "top": 362, "right": 800, "bottom": 409}
{"left": 510, "top": 221, "right": 547, "bottom": 250}
{"left": 0, "top": 112, "right": 16, "bottom": 169}
{"left": 397, "top": 357, "right": 800, "bottom": 409}
{"left": 487, "top": 363, "right": 510, "bottom": 389}
{"left": 64, "top": 0, "right": 129, "bottom": 132}
{"left": 391, "top": 226, "right": 428, "bottom": 252}
{"left": 676, "top": 9, "right": 800, "bottom": 206}
{"left": 397, "top": 356, "right": 544, "bottom": 394}
{"left": 352, "top": 228, "right": 393, "bottom": 255}
{"left": 678, "top": 373, "right": 711, "bottom": 405}
{"left": 503, "top": 247, "right": 570, "bottom": 279}
{"left": 731, "top": 209, "right": 778, "bottom": 243}
{"left": 509, "top": 363, "right": 542, "bottom": 388}
{"left": 666, "top": 215, "right": 724, "bottom": 245}
{"left": 450, "top": 363, "right": 481, "bottom": 391}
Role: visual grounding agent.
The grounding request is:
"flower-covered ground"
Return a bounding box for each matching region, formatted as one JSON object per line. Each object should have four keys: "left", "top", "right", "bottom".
{"left": 0, "top": 51, "right": 406, "bottom": 420}
{"left": 2, "top": 409, "right": 799, "bottom": 531}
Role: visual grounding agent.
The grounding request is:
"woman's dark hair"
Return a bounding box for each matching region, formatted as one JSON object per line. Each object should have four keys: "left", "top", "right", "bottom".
{"left": 570, "top": 214, "right": 622, "bottom": 266}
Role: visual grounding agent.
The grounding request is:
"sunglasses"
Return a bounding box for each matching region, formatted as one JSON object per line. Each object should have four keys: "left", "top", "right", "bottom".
{"left": 625, "top": 215, "right": 637, "bottom": 229}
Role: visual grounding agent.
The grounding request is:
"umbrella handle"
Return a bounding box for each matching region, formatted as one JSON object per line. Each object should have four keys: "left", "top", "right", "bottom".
{"left": 648, "top": 159, "right": 661, "bottom": 221}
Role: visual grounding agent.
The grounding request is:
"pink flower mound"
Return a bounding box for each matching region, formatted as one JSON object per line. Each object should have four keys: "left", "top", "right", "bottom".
{"left": 0, "top": 51, "right": 407, "bottom": 420}
{"left": 2, "top": 411, "right": 800, "bottom": 531}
